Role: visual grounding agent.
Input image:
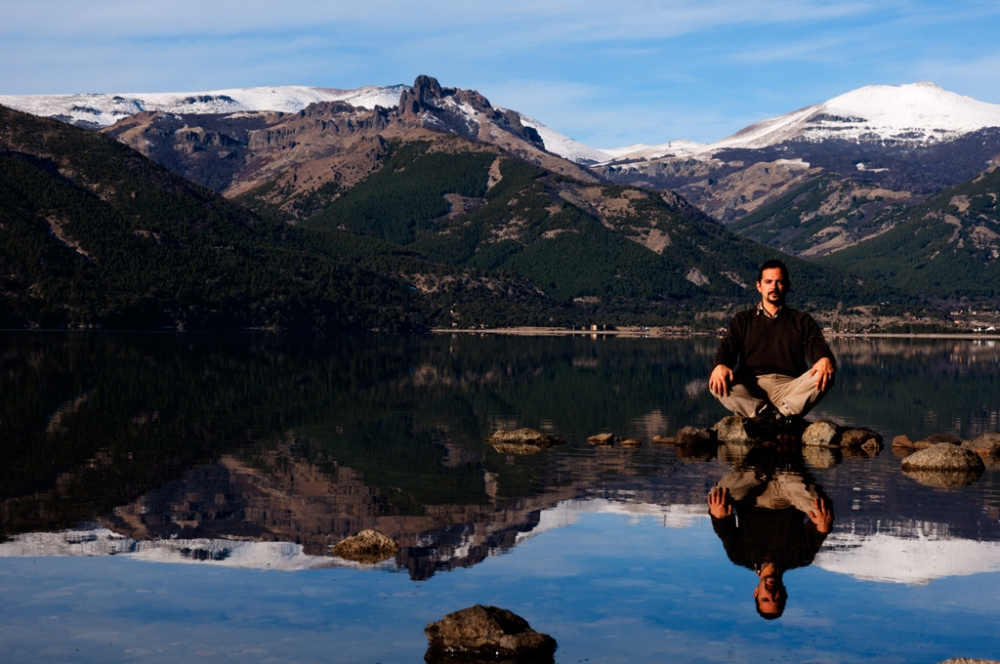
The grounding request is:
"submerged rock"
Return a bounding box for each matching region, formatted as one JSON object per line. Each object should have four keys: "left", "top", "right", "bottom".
{"left": 332, "top": 530, "right": 400, "bottom": 564}
{"left": 964, "top": 432, "right": 1000, "bottom": 458}
{"left": 588, "top": 432, "right": 615, "bottom": 446}
{"left": 901, "top": 444, "right": 985, "bottom": 472}
{"left": 424, "top": 604, "right": 556, "bottom": 664}
{"left": 487, "top": 428, "right": 564, "bottom": 455}
{"left": 619, "top": 438, "right": 643, "bottom": 448}
{"left": 801, "top": 420, "right": 839, "bottom": 447}
{"left": 840, "top": 428, "right": 883, "bottom": 451}
{"left": 914, "top": 433, "right": 964, "bottom": 449}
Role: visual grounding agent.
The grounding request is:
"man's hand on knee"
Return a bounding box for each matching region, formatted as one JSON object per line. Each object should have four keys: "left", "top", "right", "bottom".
{"left": 809, "top": 357, "right": 835, "bottom": 392}
{"left": 707, "top": 487, "right": 732, "bottom": 519}
{"left": 709, "top": 364, "right": 734, "bottom": 396}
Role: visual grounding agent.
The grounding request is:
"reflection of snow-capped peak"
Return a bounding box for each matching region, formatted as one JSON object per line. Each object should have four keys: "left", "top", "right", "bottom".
{"left": 515, "top": 498, "right": 708, "bottom": 545}
{"left": 0, "top": 85, "right": 407, "bottom": 128}
{"left": 815, "top": 522, "right": 1000, "bottom": 585}
{"left": 0, "top": 525, "right": 357, "bottom": 571}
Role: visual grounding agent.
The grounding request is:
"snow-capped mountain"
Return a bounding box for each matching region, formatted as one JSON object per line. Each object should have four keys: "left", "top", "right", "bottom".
{"left": 601, "top": 82, "right": 1000, "bottom": 164}
{"left": 0, "top": 84, "right": 406, "bottom": 129}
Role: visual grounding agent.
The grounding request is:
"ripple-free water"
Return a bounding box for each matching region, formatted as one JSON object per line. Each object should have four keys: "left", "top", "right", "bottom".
{"left": 0, "top": 333, "right": 998, "bottom": 662}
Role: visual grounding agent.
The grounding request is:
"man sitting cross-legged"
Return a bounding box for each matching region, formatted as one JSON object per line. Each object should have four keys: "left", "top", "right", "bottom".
{"left": 708, "top": 259, "right": 836, "bottom": 434}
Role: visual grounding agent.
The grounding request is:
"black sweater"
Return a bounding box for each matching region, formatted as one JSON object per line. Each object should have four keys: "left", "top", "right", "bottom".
{"left": 713, "top": 306, "right": 835, "bottom": 377}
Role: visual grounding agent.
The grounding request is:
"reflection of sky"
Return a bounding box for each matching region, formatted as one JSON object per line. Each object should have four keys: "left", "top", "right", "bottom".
{"left": 2, "top": 512, "right": 1000, "bottom": 663}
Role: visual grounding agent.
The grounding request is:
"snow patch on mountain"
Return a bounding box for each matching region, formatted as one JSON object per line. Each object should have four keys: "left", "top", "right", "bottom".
{"left": 513, "top": 113, "right": 613, "bottom": 164}
{"left": 713, "top": 82, "right": 1000, "bottom": 151}
{"left": 0, "top": 85, "right": 407, "bottom": 128}
{"left": 600, "top": 82, "right": 1000, "bottom": 164}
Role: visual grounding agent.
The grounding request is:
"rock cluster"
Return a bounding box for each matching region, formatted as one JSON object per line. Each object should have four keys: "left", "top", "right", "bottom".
{"left": 892, "top": 432, "right": 998, "bottom": 487}
{"left": 331, "top": 530, "right": 400, "bottom": 564}
{"left": 424, "top": 605, "right": 556, "bottom": 663}
{"left": 487, "top": 428, "right": 564, "bottom": 455}
{"left": 800, "top": 420, "right": 883, "bottom": 452}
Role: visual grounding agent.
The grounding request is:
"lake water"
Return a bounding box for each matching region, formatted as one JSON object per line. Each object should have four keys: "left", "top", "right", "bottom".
{"left": 1, "top": 332, "right": 999, "bottom": 663}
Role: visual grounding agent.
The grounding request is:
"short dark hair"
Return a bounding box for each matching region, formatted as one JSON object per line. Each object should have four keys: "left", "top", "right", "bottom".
{"left": 757, "top": 259, "right": 790, "bottom": 283}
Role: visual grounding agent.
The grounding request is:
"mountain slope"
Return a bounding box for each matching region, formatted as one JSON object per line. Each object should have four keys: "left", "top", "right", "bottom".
{"left": 97, "top": 76, "right": 596, "bottom": 212}
{"left": 817, "top": 162, "right": 1000, "bottom": 301}
{"left": 0, "top": 104, "right": 440, "bottom": 330}
{"left": 302, "top": 141, "right": 887, "bottom": 313}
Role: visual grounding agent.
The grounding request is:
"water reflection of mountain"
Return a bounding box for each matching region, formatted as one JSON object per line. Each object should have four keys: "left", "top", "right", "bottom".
{"left": 1, "top": 333, "right": 999, "bottom": 582}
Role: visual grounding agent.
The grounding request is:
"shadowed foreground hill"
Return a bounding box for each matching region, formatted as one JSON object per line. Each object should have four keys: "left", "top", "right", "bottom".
{"left": 0, "top": 104, "right": 427, "bottom": 330}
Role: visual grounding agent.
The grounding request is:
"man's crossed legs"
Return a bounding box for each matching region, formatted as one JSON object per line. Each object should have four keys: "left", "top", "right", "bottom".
{"left": 713, "top": 371, "right": 827, "bottom": 419}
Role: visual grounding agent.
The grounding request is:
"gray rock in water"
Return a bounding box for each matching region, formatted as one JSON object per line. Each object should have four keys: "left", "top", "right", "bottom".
{"left": 964, "top": 432, "right": 1000, "bottom": 458}
{"left": 914, "top": 433, "right": 964, "bottom": 450}
{"left": 332, "top": 530, "right": 400, "bottom": 564}
{"left": 801, "top": 420, "right": 839, "bottom": 447}
{"left": 487, "top": 428, "right": 564, "bottom": 455}
{"left": 840, "top": 428, "right": 883, "bottom": 450}
{"left": 901, "top": 444, "right": 986, "bottom": 472}
{"left": 424, "top": 604, "right": 556, "bottom": 664}
{"left": 713, "top": 415, "right": 755, "bottom": 445}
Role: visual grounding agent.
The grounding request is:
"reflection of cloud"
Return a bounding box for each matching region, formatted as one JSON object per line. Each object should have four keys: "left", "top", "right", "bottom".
{"left": 815, "top": 524, "right": 1000, "bottom": 585}
{"left": 631, "top": 409, "right": 670, "bottom": 440}
{"left": 515, "top": 498, "right": 709, "bottom": 545}
{"left": 684, "top": 379, "right": 708, "bottom": 399}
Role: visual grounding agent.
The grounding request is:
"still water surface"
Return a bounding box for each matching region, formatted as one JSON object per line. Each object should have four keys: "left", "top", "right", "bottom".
{"left": 1, "top": 332, "right": 999, "bottom": 662}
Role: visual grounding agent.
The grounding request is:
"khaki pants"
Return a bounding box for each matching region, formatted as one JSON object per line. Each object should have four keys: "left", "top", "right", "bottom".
{"left": 713, "top": 469, "right": 819, "bottom": 512}
{"left": 714, "top": 372, "right": 827, "bottom": 419}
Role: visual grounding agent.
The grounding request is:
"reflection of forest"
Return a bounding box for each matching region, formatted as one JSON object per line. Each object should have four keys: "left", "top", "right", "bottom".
{"left": 822, "top": 338, "right": 1000, "bottom": 438}
{"left": 1, "top": 333, "right": 999, "bottom": 579}
{"left": 830, "top": 337, "right": 1000, "bottom": 364}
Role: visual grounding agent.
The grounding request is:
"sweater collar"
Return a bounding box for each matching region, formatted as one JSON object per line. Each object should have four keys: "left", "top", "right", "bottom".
{"left": 757, "top": 302, "right": 784, "bottom": 319}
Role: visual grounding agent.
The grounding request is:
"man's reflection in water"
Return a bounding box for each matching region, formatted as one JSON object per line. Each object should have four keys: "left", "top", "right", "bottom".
{"left": 706, "top": 448, "right": 835, "bottom": 620}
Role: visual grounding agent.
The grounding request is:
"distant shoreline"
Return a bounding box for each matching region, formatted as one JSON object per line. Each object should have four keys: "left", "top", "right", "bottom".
{"left": 433, "top": 327, "right": 1000, "bottom": 340}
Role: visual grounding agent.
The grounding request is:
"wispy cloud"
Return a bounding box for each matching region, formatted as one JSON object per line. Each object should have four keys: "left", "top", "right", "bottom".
{"left": 2, "top": 0, "right": 999, "bottom": 147}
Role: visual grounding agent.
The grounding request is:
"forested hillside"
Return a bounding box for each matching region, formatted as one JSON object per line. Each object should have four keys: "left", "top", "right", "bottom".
{"left": 1, "top": 103, "right": 908, "bottom": 332}
{"left": 819, "top": 165, "right": 1000, "bottom": 302}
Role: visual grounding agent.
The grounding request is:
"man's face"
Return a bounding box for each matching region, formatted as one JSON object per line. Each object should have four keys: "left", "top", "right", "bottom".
{"left": 756, "top": 267, "right": 789, "bottom": 307}
{"left": 754, "top": 576, "right": 786, "bottom": 617}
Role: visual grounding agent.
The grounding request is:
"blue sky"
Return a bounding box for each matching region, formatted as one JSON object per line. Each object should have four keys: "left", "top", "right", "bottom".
{"left": 3, "top": 0, "right": 999, "bottom": 147}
